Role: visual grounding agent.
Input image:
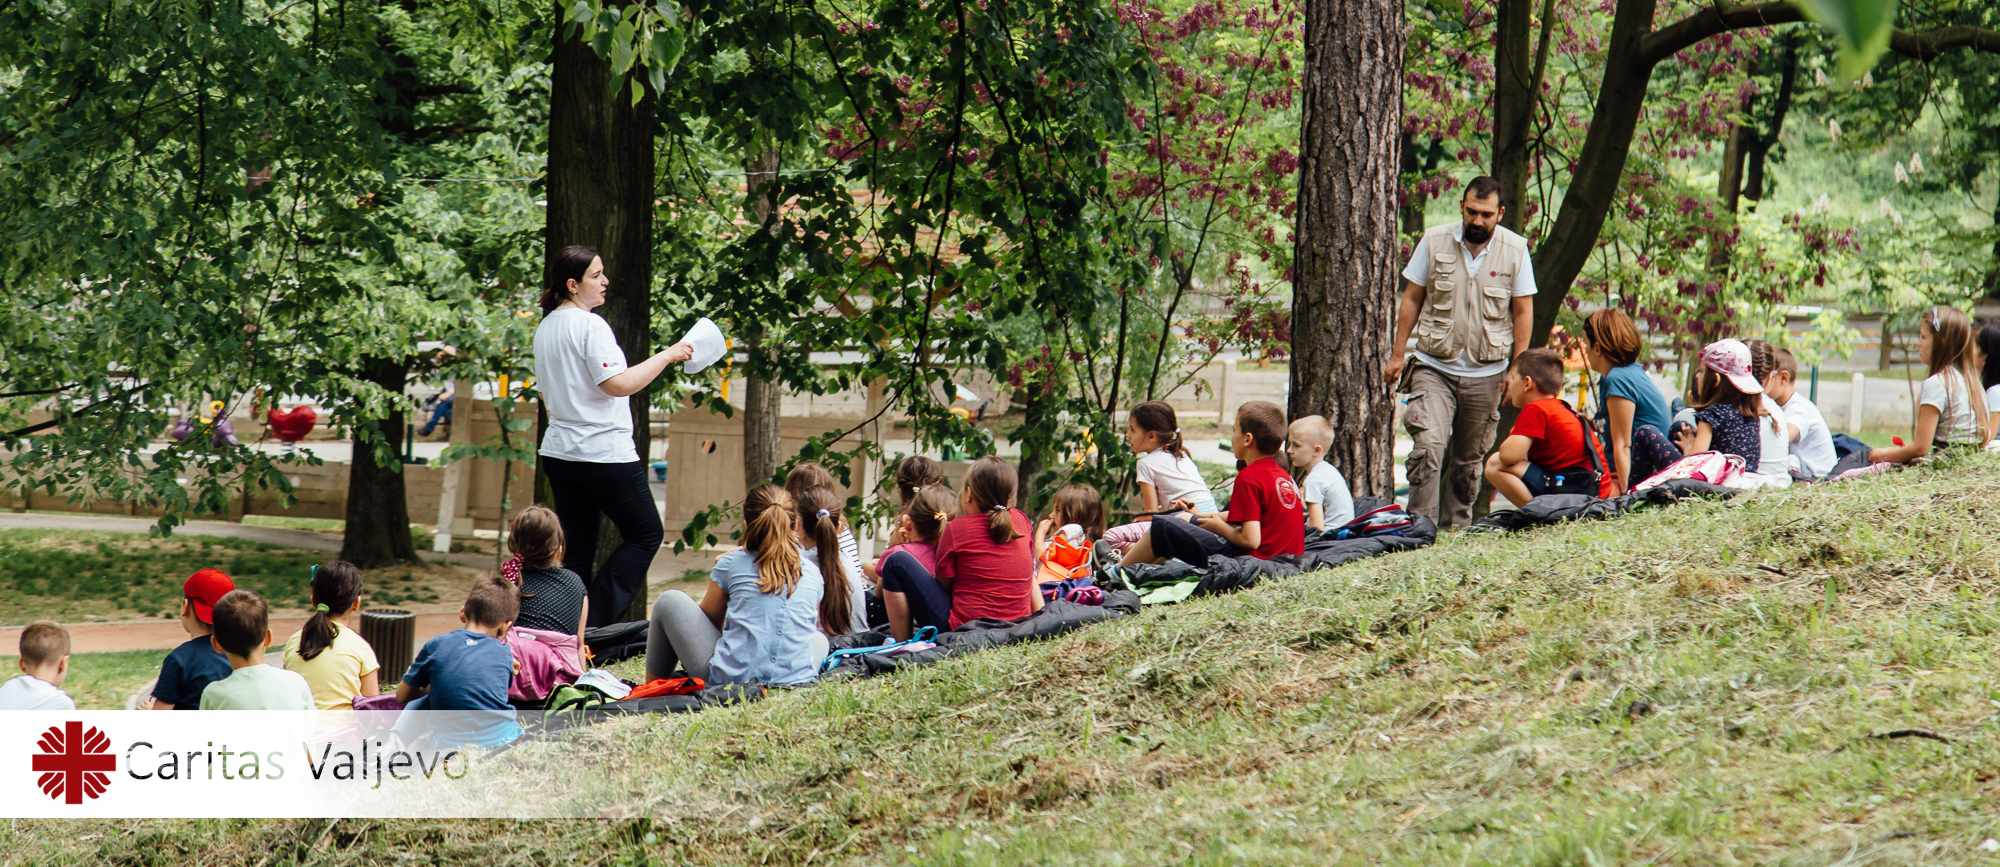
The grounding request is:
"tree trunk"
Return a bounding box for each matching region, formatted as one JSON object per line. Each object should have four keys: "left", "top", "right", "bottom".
{"left": 340, "top": 356, "right": 418, "bottom": 568}
{"left": 1290, "top": 0, "right": 1405, "bottom": 499}
{"left": 1707, "top": 123, "right": 1753, "bottom": 274}
{"left": 1492, "top": 0, "right": 1534, "bottom": 233}
{"left": 1524, "top": 0, "right": 1665, "bottom": 348}
{"left": 547, "top": 8, "right": 657, "bottom": 621}
{"left": 1742, "top": 38, "right": 1798, "bottom": 205}
{"left": 742, "top": 146, "right": 784, "bottom": 490}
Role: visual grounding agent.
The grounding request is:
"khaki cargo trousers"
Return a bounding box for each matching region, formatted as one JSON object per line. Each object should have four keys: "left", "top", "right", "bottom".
{"left": 1399, "top": 360, "right": 1506, "bottom": 530}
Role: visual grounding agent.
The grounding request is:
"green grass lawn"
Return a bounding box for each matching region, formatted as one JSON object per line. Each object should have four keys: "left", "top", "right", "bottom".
{"left": 16, "top": 454, "right": 2000, "bottom": 863}
{"left": 0, "top": 649, "right": 164, "bottom": 710}
{"left": 0, "top": 529, "right": 454, "bottom": 627}
{"left": 0, "top": 530, "right": 326, "bottom": 625}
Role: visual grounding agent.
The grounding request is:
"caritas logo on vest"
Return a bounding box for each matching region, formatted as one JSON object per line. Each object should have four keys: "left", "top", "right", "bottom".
{"left": 11, "top": 713, "right": 472, "bottom": 817}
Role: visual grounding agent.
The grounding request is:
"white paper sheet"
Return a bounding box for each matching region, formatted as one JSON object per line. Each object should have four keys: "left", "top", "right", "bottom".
{"left": 679, "top": 317, "right": 727, "bottom": 373}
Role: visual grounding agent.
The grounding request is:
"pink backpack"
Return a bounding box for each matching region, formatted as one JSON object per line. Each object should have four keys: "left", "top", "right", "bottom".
{"left": 1634, "top": 451, "right": 1746, "bottom": 492}
{"left": 506, "top": 627, "right": 585, "bottom": 703}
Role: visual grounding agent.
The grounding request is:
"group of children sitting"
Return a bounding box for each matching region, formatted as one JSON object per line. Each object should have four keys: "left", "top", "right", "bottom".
{"left": 1482, "top": 306, "right": 1993, "bottom": 506}
{"left": 3, "top": 507, "right": 594, "bottom": 749}
{"left": 631, "top": 398, "right": 1358, "bottom": 689}
{"left": 16, "top": 314, "right": 1978, "bottom": 719}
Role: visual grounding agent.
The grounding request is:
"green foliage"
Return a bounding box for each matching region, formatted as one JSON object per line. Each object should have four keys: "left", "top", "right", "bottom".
{"left": 1793, "top": 0, "right": 1899, "bottom": 80}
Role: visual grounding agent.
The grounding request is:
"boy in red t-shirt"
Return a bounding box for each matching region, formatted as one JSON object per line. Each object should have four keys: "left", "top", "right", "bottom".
{"left": 1485, "top": 348, "right": 1616, "bottom": 506}
{"left": 1120, "top": 400, "right": 1305, "bottom": 566}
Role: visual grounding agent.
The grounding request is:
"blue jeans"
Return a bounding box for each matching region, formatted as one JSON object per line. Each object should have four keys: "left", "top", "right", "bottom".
{"left": 418, "top": 396, "right": 452, "bottom": 435}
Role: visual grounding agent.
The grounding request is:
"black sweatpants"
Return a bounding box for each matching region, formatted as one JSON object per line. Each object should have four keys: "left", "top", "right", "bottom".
{"left": 541, "top": 455, "right": 663, "bottom": 627}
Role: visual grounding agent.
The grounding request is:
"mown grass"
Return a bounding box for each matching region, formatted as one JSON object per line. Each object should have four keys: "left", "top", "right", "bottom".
{"left": 0, "top": 529, "right": 457, "bottom": 626}
{"left": 15, "top": 455, "right": 2000, "bottom": 864}
{"left": 0, "top": 650, "right": 165, "bottom": 711}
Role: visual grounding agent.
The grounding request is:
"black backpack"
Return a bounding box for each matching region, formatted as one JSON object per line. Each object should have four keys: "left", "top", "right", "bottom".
{"left": 1539, "top": 401, "right": 1608, "bottom": 497}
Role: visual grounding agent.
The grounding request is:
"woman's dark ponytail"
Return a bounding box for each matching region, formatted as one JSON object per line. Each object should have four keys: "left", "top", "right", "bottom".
{"left": 298, "top": 561, "right": 362, "bottom": 662}
{"left": 542, "top": 245, "right": 599, "bottom": 314}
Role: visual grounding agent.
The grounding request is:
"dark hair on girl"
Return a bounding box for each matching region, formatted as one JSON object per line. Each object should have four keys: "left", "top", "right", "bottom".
{"left": 1977, "top": 321, "right": 2000, "bottom": 391}
{"left": 1746, "top": 339, "right": 1779, "bottom": 388}
{"left": 1129, "top": 401, "right": 1186, "bottom": 459}
{"left": 904, "top": 486, "right": 958, "bottom": 543}
{"left": 785, "top": 462, "right": 837, "bottom": 504}
{"left": 743, "top": 485, "right": 803, "bottom": 596}
{"left": 895, "top": 455, "right": 946, "bottom": 503}
{"left": 541, "top": 245, "right": 600, "bottom": 314}
{"left": 795, "top": 486, "right": 854, "bottom": 634}
{"left": 1686, "top": 365, "right": 1764, "bottom": 421}
{"left": 296, "top": 561, "right": 362, "bottom": 662}
{"left": 1049, "top": 485, "right": 1107, "bottom": 543}
{"left": 963, "top": 456, "right": 1021, "bottom": 544}
{"left": 507, "top": 505, "right": 565, "bottom": 570}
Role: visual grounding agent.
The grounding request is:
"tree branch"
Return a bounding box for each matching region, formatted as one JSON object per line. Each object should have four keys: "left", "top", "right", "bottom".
{"left": 1640, "top": 2, "right": 2000, "bottom": 68}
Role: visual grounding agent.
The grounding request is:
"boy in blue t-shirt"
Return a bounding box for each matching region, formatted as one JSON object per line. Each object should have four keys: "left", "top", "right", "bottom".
{"left": 395, "top": 575, "right": 521, "bottom": 748}
{"left": 145, "top": 570, "right": 236, "bottom": 710}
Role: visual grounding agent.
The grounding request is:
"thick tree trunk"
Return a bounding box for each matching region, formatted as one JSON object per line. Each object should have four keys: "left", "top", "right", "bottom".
{"left": 742, "top": 147, "right": 784, "bottom": 490}
{"left": 1290, "top": 0, "right": 1405, "bottom": 499}
{"left": 1707, "top": 123, "right": 1753, "bottom": 274}
{"left": 1742, "top": 39, "right": 1798, "bottom": 205}
{"left": 1492, "top": 0, "right": 1534, "bottom": 233}
{"left": 546, "top": 9, "right": 657, "bottom": 620}
{"left": 340, "top": 356, "right": 418, "bottom": 568}
{"left": 1524, "top": 0, "right": 1664, "bottom": 347}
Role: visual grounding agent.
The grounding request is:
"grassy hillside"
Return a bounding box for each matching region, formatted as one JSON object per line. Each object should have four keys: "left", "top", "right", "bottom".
{"left": 17, "top": 454, "right": 2000, "bottom": 865}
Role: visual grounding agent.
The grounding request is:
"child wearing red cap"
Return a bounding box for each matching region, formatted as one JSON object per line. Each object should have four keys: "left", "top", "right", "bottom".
{"left": 142, "top": 569, "right": 235, "bottom": 710}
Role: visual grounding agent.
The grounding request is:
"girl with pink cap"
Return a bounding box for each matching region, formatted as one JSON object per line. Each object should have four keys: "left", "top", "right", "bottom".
{"left": 1673, "top": 338, "right": 1793, "bottom": 489}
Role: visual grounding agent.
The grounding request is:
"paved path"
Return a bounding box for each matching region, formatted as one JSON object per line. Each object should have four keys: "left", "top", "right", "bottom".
{"left": 0, "top": 512, "right": 495, "bottom": 567}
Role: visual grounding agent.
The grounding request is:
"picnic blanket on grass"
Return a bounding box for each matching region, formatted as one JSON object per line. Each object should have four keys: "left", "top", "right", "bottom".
{"left": 1467, "top": 478, "right": 1737, "bottom": 533}
{"left": 1120, "top": 497, "right": 1438, "bottom": 601}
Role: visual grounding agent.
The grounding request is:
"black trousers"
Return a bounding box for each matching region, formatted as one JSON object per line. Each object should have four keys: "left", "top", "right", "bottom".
{"left": 541, "top": 455, "right": 663, "bottom": 627}
{"left": 1149, "top": 514, "right": 1244, "bottom": 564}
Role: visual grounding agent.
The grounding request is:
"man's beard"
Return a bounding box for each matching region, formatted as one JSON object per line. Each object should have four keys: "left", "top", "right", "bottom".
{"left": 1463, "top": 223, "right": 1493, "bottom": 245}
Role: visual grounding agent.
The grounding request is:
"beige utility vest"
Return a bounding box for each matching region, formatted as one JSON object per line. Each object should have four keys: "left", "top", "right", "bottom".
{"left": 1412, "top": 223, "right": 1527, "bottom": 365}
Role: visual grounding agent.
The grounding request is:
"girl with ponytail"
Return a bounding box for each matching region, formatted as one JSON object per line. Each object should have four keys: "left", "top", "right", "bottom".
{"left": 1871, "top": 307, "right": 1992, "bottom": 463}
{"left": 644, "top": 485, "right": 828, "bottom": 686}
{"left": 1126, "top": 400, "right": 1217, "bottom": 515}
{"left": 280, "top": 561, "right": 382, "bottom": 710}
{"left": 795, "top": 486, "right": 865, "bottom": 635}
{"left": 878, "top": 456, "right": 1038, "bottom": 639}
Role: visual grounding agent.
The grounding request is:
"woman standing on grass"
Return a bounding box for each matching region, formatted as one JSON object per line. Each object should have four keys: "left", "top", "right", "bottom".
{"left": 535, "top": 245, "right": 693, "bottom": 627}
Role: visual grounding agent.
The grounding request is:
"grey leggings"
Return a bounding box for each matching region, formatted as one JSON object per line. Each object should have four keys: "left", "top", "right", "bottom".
{"left": 644, "top": 589, "right": 830, "bottom": 682}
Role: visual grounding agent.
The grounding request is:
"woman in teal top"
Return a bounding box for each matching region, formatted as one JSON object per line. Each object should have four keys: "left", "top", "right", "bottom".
{"left": 1582, "top": 309, "right": 1676, "bottom": 492}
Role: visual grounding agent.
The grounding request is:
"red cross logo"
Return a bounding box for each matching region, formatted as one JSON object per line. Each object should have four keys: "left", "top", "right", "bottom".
{"left": 33, "top": 721, "right": 114, "bottom": 804}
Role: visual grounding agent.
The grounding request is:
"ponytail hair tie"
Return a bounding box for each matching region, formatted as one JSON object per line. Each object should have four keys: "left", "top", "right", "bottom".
{"left": 989, "top": 504, "right": 1006, "bottom": 513}
{"left": 314, "top": 603, "right": 329, "bottom": 614}
{"left": 817, "top": 508, "right": 831, "bottom": 519}
{"left": 934, "top": 511, "right": 948, "bottom": 522}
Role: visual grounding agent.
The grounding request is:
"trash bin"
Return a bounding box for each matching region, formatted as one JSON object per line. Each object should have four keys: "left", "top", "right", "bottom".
{"left": 359, "top": 608, "right": 415, "bottom": 686}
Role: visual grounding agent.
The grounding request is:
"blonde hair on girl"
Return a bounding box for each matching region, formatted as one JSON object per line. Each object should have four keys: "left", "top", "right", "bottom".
{"left": 743, "top": 485, "right": 803, "bottom": 596}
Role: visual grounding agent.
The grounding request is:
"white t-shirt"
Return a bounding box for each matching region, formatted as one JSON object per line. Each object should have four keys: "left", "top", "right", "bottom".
{"left": 1778, "top": 393, "right": 1837, "bottom": 478}
{"left": 1747, "top": 396, "right": 1793, "bottom": 486}
{"left": 1985, "top": 383, "right": 2000, "bottom": 431}
{"left": 1920, "top": 369, "right": 1983, "bottom": 446}
{"left": 1300, "top": 461, "right": 1354, "bottom": 530}
{"left": 1135, "top": 449, "right": 1215, "bottom": 512}
{"left": 0, "top": 674, "right": 74, "bottom": 710}
{"left": 1400, "top": 224, "right": 1538, "bottom": 378}
{"left": 534, "top": 308, "right": 638, "bottom": 464}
